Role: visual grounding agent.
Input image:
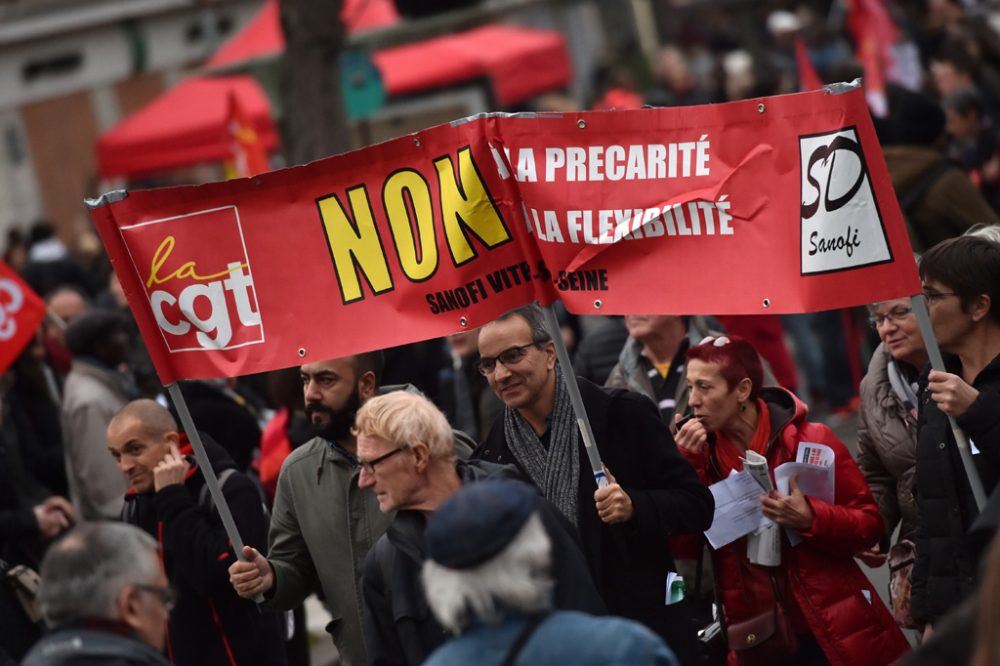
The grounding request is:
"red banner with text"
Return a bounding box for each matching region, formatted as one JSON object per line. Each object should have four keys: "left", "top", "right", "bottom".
{"left": 88, "top": 86, "right": 919, "bottom": 383}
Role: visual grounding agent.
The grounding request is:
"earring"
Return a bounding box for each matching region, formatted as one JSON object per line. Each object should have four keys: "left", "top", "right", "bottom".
{"left": 739, "top": 401, "right": 746, "bottom": 412}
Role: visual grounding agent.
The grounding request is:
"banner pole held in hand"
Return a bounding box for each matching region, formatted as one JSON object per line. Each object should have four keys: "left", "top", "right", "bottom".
{"left": 166, "top": 383, "right": 265, "bottom": 603}
{"left": 911, "top": 294, "right": 987, "bottom": 511}
{"left": 541, "top": 304, "right": 608, "bottom": 489}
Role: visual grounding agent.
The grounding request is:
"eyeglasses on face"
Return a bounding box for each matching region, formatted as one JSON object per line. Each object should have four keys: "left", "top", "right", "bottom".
{"left": 358, "top": 446, "right": 407, "bottom": 474}
{"left": 921, "top": 288, "right": 959, "bottom": 304}
{"left": 697, "top": 335, "right": 731, "bottom": 347}
{"left": 135, "top": 583, "right": 176, "bottom": 612}
{"left": 869, "top": 305, "right": 914, "bottom": 329}
{"left": 476, "top": 343, "right": 539, "bottom": 376}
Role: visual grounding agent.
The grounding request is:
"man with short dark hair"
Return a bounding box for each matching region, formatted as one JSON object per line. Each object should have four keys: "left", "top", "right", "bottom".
{"left": 22, "top": 522, "right": 172, "bottom": 665}
{"left": 474, "top": 303, "right": 714, "bottom": 666}
{"left": 109, "top": 399, "right": 286, "bottom": 666}
{"left": 912, "top": 235, "right": 1000, "bottom": 637}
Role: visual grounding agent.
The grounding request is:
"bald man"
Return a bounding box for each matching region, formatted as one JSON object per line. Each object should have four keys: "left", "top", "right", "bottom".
{"left": 108, "top": 399, "right": 287, "bottom": 666}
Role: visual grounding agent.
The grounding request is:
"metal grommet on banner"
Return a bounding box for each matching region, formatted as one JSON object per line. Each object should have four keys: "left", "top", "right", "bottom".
{"left": 459, "top": 316, "right": 468, "bottom": 328}
{"left": 762, "top": 298, "right": 771, "bottom": 308}
{"left": 577, "top": 119, "right": 586, "bottom": 129}
{"left": 594, "top": 299, "right": 602, "bottom": 310}
{"left": 298, "top": 348, "right": 307, "bottom": 358}
{"left": 757, "top": 103, "right": 765, "bottom": 113}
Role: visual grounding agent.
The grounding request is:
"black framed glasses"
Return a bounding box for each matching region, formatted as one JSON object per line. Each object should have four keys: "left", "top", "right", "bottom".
{"left": 135, "top": 584, "right": 176, "bottom": 612}
{"left": 476, "top": 343, "right": 539, "bottom": 376}
{"left": 921, "top": 289, "right": 958, "bottom": 304}
{"left": 868, "top": 305, "right": 914, "bottom": 329}
{"left": 358, "top": 446, "right": 407, "bottom": 474}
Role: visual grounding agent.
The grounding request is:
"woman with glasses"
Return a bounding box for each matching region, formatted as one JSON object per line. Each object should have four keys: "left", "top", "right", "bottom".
{"left": 910, "top": 235, "right": 1000, "bottom": 642}
{"left": 855, "top": 298, "right": 927, "bottom": 632}
{"left": 675, "top": 335, "right": 909, "bottom": 666}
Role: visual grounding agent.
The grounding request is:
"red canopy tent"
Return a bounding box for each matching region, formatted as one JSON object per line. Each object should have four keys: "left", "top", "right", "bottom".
{"left": 97, "top": 0, "right": 571, "bottom": 180}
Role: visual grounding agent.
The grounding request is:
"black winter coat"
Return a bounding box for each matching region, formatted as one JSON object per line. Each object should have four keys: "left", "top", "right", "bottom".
{"left": 361, "top": 460, "right": 606, "bottom": 666}
{"left": 912, "top": 352, "right": 1000, "bottom": 625}
{"left": 122, "top": 433, "right": 286, "bottom": 666}
{"left": 475, "top": 378, "right": 714, "bottom": 666}
{"left": 20, "top": 627, "right": 173, "bottom": 666}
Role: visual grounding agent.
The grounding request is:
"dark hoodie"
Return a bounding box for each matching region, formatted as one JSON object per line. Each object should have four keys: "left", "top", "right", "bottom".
{"left": 361, "top": 459, "right": 606, "bottom": 666}
{"left": 122, "top": 432, "right": 286, "bottom": 666}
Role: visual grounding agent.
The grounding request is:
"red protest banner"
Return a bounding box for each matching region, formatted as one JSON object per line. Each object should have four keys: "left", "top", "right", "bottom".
{"left": 88, "top": 85, "right": 919, "bottom": 384}
{"left": 0, "top": 260, "right": 46, "bottom": 375}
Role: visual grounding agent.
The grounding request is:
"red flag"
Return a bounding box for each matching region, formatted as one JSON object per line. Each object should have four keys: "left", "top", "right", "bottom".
{"left": 795, "top": 37, "right": 823, "bottom": 91}
{"left": 846, "top": 0, "right": 899, "bottom": 117}
{"left": 224, "top": 92, "right": 270, "bottom": 178}
{"left": 0, "top": 260, "right": 46, "bottom": 375}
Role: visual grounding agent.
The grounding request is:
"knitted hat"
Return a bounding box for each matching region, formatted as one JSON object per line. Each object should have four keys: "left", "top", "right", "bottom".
{"left": 425, "top": 479, "right": 538, "bottom": 570}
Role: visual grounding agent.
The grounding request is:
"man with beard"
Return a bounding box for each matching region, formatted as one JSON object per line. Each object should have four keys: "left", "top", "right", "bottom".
{"left": 228, "top": 352, "right": 472, "bottom": 666}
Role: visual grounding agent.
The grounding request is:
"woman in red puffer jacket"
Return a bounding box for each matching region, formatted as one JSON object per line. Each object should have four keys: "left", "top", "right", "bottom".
{"left": 675, "top": 335, "right": 910, "bottom": 666}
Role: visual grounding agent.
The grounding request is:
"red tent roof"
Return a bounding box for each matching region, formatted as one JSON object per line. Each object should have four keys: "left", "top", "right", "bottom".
{"left": 97, "top": 1, "right": 571, "bottom": 179}
{"left": 207, "top": 0, "right": 400, "bottom": 68}
{"left": 97, "top": 75, "right": 278, "bottom": 179}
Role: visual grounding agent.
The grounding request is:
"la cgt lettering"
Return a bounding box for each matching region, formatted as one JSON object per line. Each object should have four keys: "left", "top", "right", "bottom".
{"left": 120, "top": 206, "right": 265, "bottom": 354}
{"left": 318, "top": 146, "right": 511, "bottom": 304}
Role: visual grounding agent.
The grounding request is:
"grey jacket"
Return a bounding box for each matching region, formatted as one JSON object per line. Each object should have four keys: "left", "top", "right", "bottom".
{"left": 61, "top": 360, "right": 130, "bottom": 520}
{"left": 857, "top": 344, "right": 919, "bottom": 545}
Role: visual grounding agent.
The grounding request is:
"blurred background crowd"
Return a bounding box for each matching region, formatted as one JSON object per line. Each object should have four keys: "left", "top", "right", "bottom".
{"left": 4, "top": 0, "right": 1000, "bottom": 665}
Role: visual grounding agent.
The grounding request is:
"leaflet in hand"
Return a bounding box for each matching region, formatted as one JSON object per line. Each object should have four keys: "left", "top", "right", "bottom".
{"left": 774, "top": 442, "right": 836, "bottom": 546}
{"left": 704, "top": 471, "right": 769, "bottom": 549}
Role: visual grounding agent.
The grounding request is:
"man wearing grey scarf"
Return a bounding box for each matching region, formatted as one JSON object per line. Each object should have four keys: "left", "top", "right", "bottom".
{"left": 474, "top": 303, "right": 714, "bottom": 666}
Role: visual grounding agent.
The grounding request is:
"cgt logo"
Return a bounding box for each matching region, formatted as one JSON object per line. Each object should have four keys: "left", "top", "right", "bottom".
{"left": 121, "top": 206, "right": 263, "bottom": 352}
{"left": 799, "top": 126, "right": 892, "bottom": 275}
{"left": 0, "top": 278, "right": 26, "bottom": 341}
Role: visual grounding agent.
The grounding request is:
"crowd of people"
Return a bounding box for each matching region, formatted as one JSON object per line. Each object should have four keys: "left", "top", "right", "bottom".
{"left": 4, "top": 1, "right": 1000, "bottom": 665}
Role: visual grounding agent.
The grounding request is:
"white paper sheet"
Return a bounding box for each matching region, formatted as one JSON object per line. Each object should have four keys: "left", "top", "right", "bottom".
{"left": 795, "top": 441, "right": 835, "bottom": 467}
{"left": 704, "top": 471, "right": 770, "bottom": 550}
{"left": 774, "top": 462, "right": 834, "bottom": 504}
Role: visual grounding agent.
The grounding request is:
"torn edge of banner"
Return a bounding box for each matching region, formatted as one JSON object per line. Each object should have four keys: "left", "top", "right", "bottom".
{"left": 85, "top": 189, "right": 130, "bottom": 210}
{"left": 822, "top": 78, "right": 862, "bottom": 96}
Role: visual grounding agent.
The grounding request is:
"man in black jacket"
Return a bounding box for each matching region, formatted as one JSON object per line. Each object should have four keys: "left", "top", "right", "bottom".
{"left": 357, "top": 391, "right": 604, "bottom": 666}
{"left": 912, "top": 235, "right": 1000, "bottom": 637}
{"left": 473, "top": 303, "right": 714, "bottom": 666}
{"left": 108, "top": 399, "right": 286, "bottom": 666}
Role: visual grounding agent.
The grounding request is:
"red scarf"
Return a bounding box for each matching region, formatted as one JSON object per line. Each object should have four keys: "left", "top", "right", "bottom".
{"left": 714, "top": 399, "right": 771, "bottom": 477}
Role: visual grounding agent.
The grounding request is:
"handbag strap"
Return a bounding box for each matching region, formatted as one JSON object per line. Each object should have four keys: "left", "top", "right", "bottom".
{"left": 501, "top": 613, "right": 551, "bottom": 666}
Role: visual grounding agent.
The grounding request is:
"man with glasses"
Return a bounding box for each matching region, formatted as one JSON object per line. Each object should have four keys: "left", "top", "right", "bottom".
{"left": 473, "top": 303, "right": 713, "bottom": 666}
{"left": 228, "top": 353, "right": 473, "bottom": 666}
{"left": 108, "top": 399, "right": 286, "bottom": 666}
{"left": 22, "top": 522, "right": 173, "bottom": 665}
{"left": 911, "top": 235, "right": 1000, "bottom": 640}
{"left": 357, "top": 391, "right": 604, "bottom": 666}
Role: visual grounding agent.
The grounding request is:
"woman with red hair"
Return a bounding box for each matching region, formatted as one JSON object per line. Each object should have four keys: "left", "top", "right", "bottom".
{"left": 675, "top": 335, "right": 909, "bottom": 666}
